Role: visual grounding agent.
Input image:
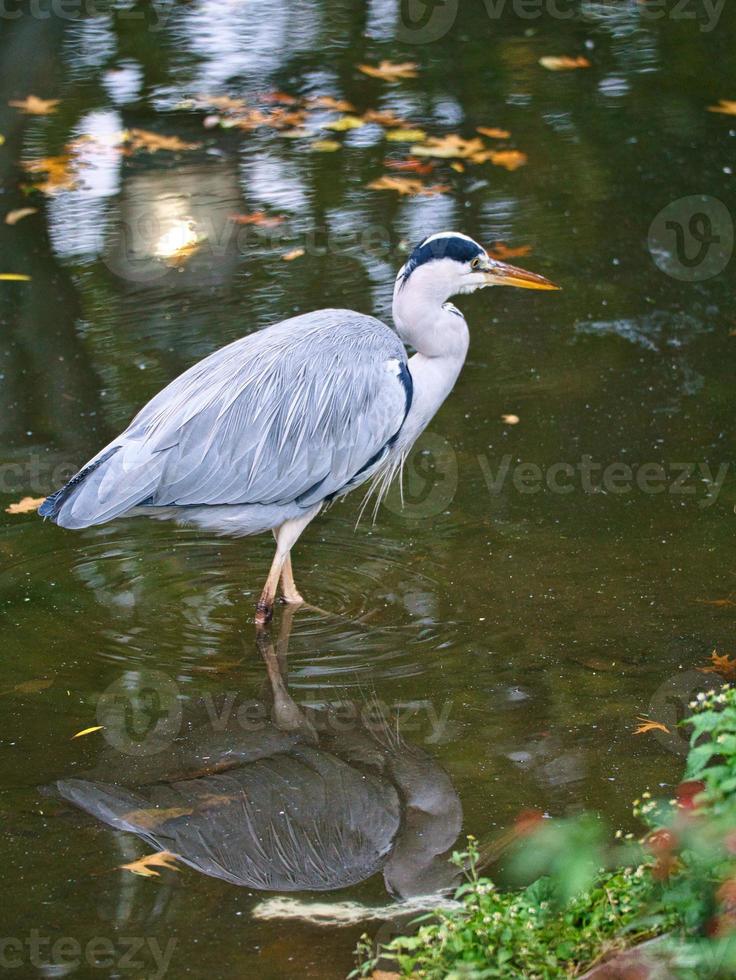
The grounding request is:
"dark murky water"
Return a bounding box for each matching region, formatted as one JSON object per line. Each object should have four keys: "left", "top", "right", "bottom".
{"left": 1, "top": 2, "right": 735, "bottom": 977}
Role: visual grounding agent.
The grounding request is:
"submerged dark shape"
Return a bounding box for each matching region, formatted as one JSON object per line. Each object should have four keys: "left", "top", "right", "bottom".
{"left": 55, "top": 610, "right": 463, "bottom": 898}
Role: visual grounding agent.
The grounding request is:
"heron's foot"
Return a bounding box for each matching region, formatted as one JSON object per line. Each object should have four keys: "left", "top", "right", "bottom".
{"left": 255, "top": 598, "right": 274, "bottom": 627}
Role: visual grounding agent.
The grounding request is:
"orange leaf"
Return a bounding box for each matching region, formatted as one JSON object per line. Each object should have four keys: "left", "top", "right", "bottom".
{"left": 8, "top": 95, "right": 59, "bottom": 115}
{"left": 634, "top": 716, "right": 670, "bottom": 735}
{"left": 540, "top": 56, "right": 592, "bottom": 71}
{"left": 5, "top": 496, "right": 45, "bottom": 514}
{"left": 708, "top": 100, "right": 736, "bottom": 116}
{"left": 307, "top": 95, "right": 355, "bottom": 112}
{"left": 362, "top": 109, "right": 410, "bottom": 127}
{"left": 119, "top": 851, "right": 180, "bottom": 878}
{"left": 367, "top": 176, "right": 449, "bottom": 197}
{"left": 22, "top": 155, "right": 77, "bottom": 194}
{"left": 477, "top": 126, "right": 511, "bottom": 139}
{"left": 412, "top": 134, "right": 485, "bottom": 160}
{"left": 384, "top": 158, "right": 435, "bottom": 175}
{"left": 229, "top": 211, "right": 285, "bottom": 227}
{"left": 489, "top": 242, "right": 533, "bottom": 261}
{"left": 125, "top": 129, "right": 201, "bottom": 154}
{"left": 478, "top": 149, "right": 528, "bottom": 171}
{"left": 501, "top": 414, "right": 520, "bottom": 425}
{"left": 281, "top": 248, "right": 305, "bottom": 261}
{"left": 5, "top": 208, "right": 37, "bottom": 226}
{"left": 698, "top": 650, "right": 736, "bottom": 679}
{"left": 358, "top": 61, "right": 418, "bottom": 83}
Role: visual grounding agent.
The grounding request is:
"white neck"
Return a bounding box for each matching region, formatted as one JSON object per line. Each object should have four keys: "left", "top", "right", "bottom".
{"left": 391, "top": 267, "right": 470, "bottom": 449}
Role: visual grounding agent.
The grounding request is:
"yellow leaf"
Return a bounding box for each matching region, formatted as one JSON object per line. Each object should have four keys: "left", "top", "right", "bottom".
{"left": 502, "top": 414, "right": 520, "bottom": 425}
{"left": 324, "top": 115, "right": 365, "bottom": 131}
{"left": 358, "top": 61, "right": 419, "bottom": 83}
{"left": 707, "top": 100, "right": 736, "bottom": 116}
{"left": 72, "top": 725, "right": 104, "bottom": 739}
{"left": 125, "top": 129, "right": 201, "bottom": 153}
{"left": 5, "top": 495, "right": 44, "bottom": 513}
{"left": 450, "top": 162, "right": 465, "bottom": 173}
{"left": 8, "top": 95, "right": 60, "bottom": 115}
{"left": 119, "top": 851, "right": 180, "bottom": 878}
{"left": 195, "top": 94, "right": 248, "bottom": 113}
{"left": 367, "top": 176, "right": 449, "bottom": 197}
{"left": 22, "top": 155, "right": 77, "bottom": 194}
{"left": 698, "top": 650, "right": 736, "bottom": 679}
{"left": 311, "top": 139, "right": 341, "bottom": 152}
{"left": 0, "top": 273, "right": 31, "bottom": 282}
{"left": 539, "top": 56, "right": 591, "bottom": 71}
{"left": 384, "top": 128, "right": 427, "bottom": 142}
{"left": 412, "top": 134, "right": 485, "bottom": 159}
{"left": 476, "top": 149, "right": 528, "bottom": 171}
{"left": 477, "top": 126, "right": 511, "bottom": 139}
{"left": 282, "top": 248, "right": 305, "bottom": 261}
{"left": 5, "top": 208, "right": 37, "bottom": 226}
{"left": 634, "top": 717, "right": 670, "bottom": 735}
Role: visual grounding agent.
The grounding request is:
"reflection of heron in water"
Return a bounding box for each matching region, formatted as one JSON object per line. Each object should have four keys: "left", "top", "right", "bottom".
{"left": 56, "top": 607, "right": 463, "bottom": 900}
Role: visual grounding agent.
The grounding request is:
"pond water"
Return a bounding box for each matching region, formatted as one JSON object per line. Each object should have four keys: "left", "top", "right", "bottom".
{"left": 1, "top": 2, "right": 735, "bottom": 977}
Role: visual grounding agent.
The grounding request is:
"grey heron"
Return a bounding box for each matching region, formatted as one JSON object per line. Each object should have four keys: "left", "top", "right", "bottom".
{"left": 40, "top": 232, "right": 558, "bottom": 624}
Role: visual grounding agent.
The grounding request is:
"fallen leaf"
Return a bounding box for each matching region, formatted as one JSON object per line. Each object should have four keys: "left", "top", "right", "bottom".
{"left": 450, "top": 162, "right": 465, "bottom": 173}
{"left": 8, "top": 95, "right": 60, "bottom": 115}
{"left": 196, "top": 94, "right": 248, "bottom": 113}
{"left": 324, "top": 115, "right": 365, "bottom": 131}
{"left": 502, "top": 414, "right": 520, "bottom": 425}
{"left": 72, "top": 725, "right": 104, "bottom": 739}
{"left": 122, "top": 807, "right": 193, "bottom": 829}
{"left": 412, "top": 134, "right": 486, "bottom": 159}
{"left": 367, "top": 176, "right": 449, "bottom": 196}
{"left": 384, "top": 128, "right": 427, "bottom": 142}
{"left": 229, "top": 211, "right": 285, "bottom": 227}
{"left": 540, "top": 56, "right": 591, "bottom": 71}
{"left": 307, "top": 95, "right": 355, "bottom": 112}
{"left": 5, "top": 495, "right": 44, "bottom": 513}
{"left": 362, "top": 109, "right": 409, "bottom": 127}
{"left": 22, "top": 155, "right": 77, "bottom": 194}
{"left": 311, "top": 139, "right": 341, "bottom": 152}
{"left": 0, "top": 273, "right": 32, "bottom": 282}
{"left": 1, "top": 678, "right": 53, "bottom": 696}
{"left": 282, "top": 248, "right": 305, "bottom": 261}
{"left": 698, "top": 650, "right": 736, "bottom": 680}
{"left": 707, "top": 100, "right": 736, "bottom": 116}
{"left": 634, "top": 717, "right": 670, "bottom": 735}
{"left": 698, "top": 598, "right": 736, "bottom": 607}
{"left": 489, "top": 242, "right": 533, "bottom": 261}
{"left": 125, "top": 129, "right": 201, "bottom": 153}
{"left": 5, "top": 208, "right": 37, "bottom": 226}
{"left": 478, "top": 149, "right": 528, "bottom": 171}
{"left": 260, "top": 90, "right": 299, "bottom": 105}
{"left": 119, "top": 851, "right": 180, "bottom": 878}
{"left": 384, "top": 158, "right": 435, "bottom": 175}
{"left": 477, "top": 126, "right": 511, "bottom": 139}
{"left": 358, "top": 61, "right": 418, "bottom": 83}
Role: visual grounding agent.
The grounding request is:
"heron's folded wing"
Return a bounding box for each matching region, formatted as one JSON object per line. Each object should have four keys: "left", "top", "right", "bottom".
{"left": 49, "top": 312, "right": 411, "bottom": 525}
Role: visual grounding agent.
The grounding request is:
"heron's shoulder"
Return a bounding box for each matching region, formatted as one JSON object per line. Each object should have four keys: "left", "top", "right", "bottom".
{"left": 267, "top": 308, "right": 406, "bottom": 359}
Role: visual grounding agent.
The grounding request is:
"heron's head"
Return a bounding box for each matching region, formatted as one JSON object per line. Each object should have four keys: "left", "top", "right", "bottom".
{"left": 395, "top": 232, "right": 559, "bottom": 304}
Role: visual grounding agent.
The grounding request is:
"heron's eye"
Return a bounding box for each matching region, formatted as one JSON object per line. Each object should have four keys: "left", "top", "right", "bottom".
{"left": 471, "top": 257, "right": 481, "bottom": 270}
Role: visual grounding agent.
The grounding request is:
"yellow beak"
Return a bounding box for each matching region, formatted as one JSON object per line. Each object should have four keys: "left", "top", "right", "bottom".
{"left": 483, "top": 259, "right": 560, "bottom": 291}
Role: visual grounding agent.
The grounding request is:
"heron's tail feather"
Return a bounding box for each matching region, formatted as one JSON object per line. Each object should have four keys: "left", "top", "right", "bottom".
{"left": 39, "top": 443, "right": 163, "bottom": 529}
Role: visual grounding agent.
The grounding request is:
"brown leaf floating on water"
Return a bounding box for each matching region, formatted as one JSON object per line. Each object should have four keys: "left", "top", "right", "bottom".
{"left": 707, "top": 100, "right": 736, "bottom": 116}
{"left": 5, "top": 208, "right": 38, "bottom": 226}
{"left": 125, "top": 129, "right": 201, "bottom": 153}
{"left": 489, "top": 242, "right": 533, "bottom": 261}
{"left": 119, "top": 851, "right": 180, "bottom": 878}
{"left": 358, "top": 61, "right": 418, "bottom": 83}
{"left": 634, "top": 717, "right": 670, "bottom": 735}
{"left": 698, "top": 650, "right": 736, "bottom": 679}
{"left": 477, "top": 126, "right": 511, "bottom": 139}
{"left": 384, "top": 158, "right": 435, "bottom": 175}
{"left": 367, "top": 176, "right": 449, "bottom": 196}
{"left": 8, "top": 95, "right": 60, "bottom": 115}
{"left": 282, "top": 248, "right": 305, "bottom": 261}
{"left": 540, "top": 56, "right": 591, "bottom": 71}
{"left": 5, "top": 496, "right": 45, "bottom": 514}
{"left": 229, "top": 211, "right": 285, "bottom": 228}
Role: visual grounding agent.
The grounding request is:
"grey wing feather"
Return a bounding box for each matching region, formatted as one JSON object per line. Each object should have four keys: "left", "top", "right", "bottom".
{"left": 42, "top": 311, "right": 411, "bottom": 529}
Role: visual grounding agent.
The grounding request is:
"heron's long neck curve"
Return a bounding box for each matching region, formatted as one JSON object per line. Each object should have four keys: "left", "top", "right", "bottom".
{"left": 391, "top": 277, "right": 470, "bottom": 450}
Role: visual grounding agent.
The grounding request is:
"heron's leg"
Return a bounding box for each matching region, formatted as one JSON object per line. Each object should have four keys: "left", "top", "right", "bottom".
{"left": 255, "top": 506, "right": 320, "bottom": 625}
{"left": 279, "top": 553, "right": 304, "bottom": 605}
